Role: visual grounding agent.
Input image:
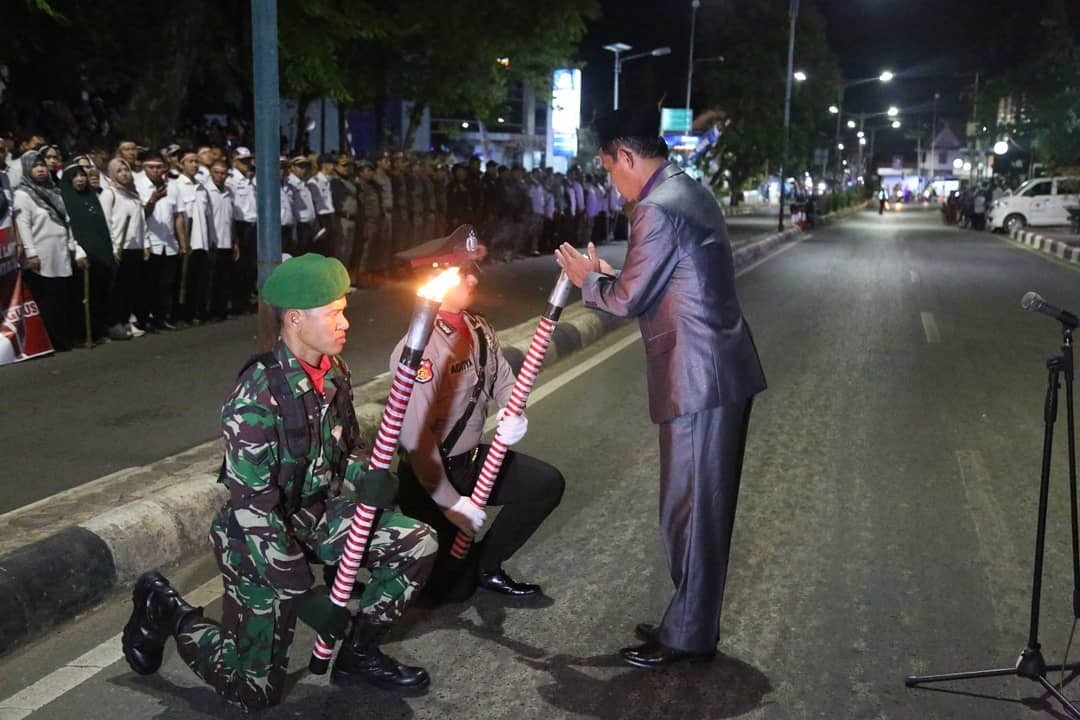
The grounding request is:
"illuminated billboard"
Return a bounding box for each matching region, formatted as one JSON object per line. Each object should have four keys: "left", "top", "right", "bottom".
{"left": 551, "top": 68, "right": 581, "bottom": 158}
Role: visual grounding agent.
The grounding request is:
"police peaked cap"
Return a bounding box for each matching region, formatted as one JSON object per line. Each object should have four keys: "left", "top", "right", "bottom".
{"left": 394, "top": 224, "right": 487, "bottom": 269}
{"left": 593, "top": 106, "right": 662, "bottom": 148}
{"left": 261, "top": 254, "right": 350, "bottom": 309}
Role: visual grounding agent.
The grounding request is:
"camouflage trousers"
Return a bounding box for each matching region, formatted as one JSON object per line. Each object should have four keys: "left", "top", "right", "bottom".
{"left": 175, "top": 503, "right": 437, "bottom": 711}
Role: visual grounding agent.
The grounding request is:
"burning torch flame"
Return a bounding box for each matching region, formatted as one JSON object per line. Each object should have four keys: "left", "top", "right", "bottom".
{"left": 417, "top": 266, "right": 461, "bottom": 302}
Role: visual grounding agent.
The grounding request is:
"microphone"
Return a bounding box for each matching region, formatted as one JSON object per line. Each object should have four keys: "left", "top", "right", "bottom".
{"left": 1022, "top": 291, "right": 1079, "bottom": 329}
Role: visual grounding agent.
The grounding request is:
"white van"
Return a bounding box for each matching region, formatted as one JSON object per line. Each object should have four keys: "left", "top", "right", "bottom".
{"left": 988, "top": 176, "right": 1080, "bottom": 232}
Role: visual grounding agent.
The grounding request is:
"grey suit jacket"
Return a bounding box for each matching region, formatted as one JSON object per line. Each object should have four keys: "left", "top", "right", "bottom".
{"left": 583, "top": 164, "right": 766, "bottom": 424}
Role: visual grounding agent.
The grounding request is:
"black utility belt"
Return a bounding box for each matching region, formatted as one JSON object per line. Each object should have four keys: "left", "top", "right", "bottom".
{"left": 442, "top": 446, "right": 481, "bottom": 477}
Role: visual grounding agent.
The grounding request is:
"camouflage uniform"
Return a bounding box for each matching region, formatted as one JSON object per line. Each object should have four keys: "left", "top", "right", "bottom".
{"left": 176, "top": 340, "right": 437, "bottom": 710}
{"left": 357, "top": 174, "right": 381, "bottom": 273}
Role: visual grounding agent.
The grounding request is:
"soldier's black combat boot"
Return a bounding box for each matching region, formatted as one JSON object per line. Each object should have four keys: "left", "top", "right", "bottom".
{"left": 331, "top": 617, "right": 430, "bottom": 692}
{"left": 122, "top": 571, "right": 202, "bottom": 675}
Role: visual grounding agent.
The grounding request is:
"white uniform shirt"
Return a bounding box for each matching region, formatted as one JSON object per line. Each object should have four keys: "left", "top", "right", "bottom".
{"left": 308, "top": 172, "right": 335, "bottom": 216}
{"left": 6, "top": 157, "right": 24, "bottom": 188}
{"left": 607, "top": 185, "right": 625, "bottom": 213}
{"left": 206, "top": 181, "right": 235, "bottom": 250}
{"left": 585, "top": 183, "right": 603, "bottom": 217}
{"left": 280, "top": 180, "right": 296, "bottom": 227}
{"left": 195, "top": 165, "right": 212, "bottom": 187}
{"left": 0, "top": 172, "right": 12, "bottom": 231}
{"left": 527, "top": 181, "right": 546, "bottom": 215}
{"left": 543, "top": 185, "right": 555, "bottom": 219}
{"left": 174, "top": 174, "right": 213, "bottom": 251}
{"left": 12, "top": 190, "right": 83, "bottom": 277}
{"left": 287, "top": 173, "right": 315, "bottom": 223}
{"left": 135, "top": 174, "right": 181, "bottom": 256}
{"left": 227, "top": 168, "right": 257, "bottom": 223}
{"left": 99, "top": 186, "right": 147, "bottom": 254}
{"left": 571, "top": 180, "right": 585, "bottom": 214}
{"left": 392, "top": 312, "right": 515, "bottom": 508}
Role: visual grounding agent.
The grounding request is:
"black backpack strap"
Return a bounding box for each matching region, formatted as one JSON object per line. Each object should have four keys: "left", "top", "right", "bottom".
{"left": 329, "top": 357, "right": 362, "bottom": 479}
{"left": 439, "top": 312, "right": 490, "bottom": 457}
{"left": 220, "top": 351, "right": 312, "bottom": 518}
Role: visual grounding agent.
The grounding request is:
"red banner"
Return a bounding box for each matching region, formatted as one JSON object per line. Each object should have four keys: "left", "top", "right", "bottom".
{"left": 0, "top": 225, "right": 54, "bottom": 365}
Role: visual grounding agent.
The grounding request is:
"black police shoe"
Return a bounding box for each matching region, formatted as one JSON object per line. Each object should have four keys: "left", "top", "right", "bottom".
{"left": 331, "top": 618, "right": 430, "bottom": 693}
{"left": 122, "top": 571, "right": 201, "bottom": 675}
{"left": 477, "top": 568, "right": 541, "bottom": 597}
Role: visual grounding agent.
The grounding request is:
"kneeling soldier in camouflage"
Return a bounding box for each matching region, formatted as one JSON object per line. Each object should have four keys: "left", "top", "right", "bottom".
{"left": 121, "top": 254, "right": 438, "bottom": 710}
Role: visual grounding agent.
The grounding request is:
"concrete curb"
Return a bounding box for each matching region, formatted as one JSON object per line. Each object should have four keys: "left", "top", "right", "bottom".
{"left": 0, "top": 219, "right": 812, "bottom": 658}
{"left": 1007, "top": 226, "right": 1080, "bottom": 265}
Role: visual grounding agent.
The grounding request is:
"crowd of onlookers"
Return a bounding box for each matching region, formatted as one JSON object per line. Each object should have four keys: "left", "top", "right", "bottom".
{"left": 0, "top": 131, "right": 626, "bottom": 354}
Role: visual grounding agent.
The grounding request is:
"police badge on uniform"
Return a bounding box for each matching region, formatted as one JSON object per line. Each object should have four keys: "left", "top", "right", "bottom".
{"left": 415, "top": 358, "right": 434, "bottom": 383}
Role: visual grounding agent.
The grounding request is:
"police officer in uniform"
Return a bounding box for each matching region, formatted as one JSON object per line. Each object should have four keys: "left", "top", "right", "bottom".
{"left": 394, "top": 228, "right": 565, "bottom": 601}
{"left": 122, "top": 254, "right": 438, "bottom": 710}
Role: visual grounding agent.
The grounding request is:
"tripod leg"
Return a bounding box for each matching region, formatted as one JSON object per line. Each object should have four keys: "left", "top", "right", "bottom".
{"left": 1038, "top": 675, "right": 1080, "bottom": 719}
{"left": 1027, "top": 361, "right": 1061, "bottom": 649}
{"left": 906, "top": 665, "right": 1016, "bottom": 687}
{"left": 1063, "top": 336, "right": 1080, "bottom": 618}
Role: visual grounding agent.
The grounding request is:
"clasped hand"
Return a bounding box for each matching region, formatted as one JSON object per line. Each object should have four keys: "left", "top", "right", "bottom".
{"left": 445, "top": 495, "right": 486, "bottom": 537}
{"left": 554, "top": 241, "right": 615, "bottom": 288}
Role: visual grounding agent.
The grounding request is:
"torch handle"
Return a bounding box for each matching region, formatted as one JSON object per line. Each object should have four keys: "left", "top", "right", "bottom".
{"left": 309, "top": 361, "right": 419, "bottom": 673}
{"left": 451, "top": 315, "right": 558, "bottom": 559}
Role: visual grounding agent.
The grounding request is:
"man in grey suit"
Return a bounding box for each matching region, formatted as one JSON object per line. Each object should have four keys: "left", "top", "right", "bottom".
{"left": 555, "top": 107, "right": 766, "bottom": 669}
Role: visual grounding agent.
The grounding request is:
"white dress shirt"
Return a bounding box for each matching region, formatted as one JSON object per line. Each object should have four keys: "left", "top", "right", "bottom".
{"left": 206, "top": 181, "right": 235, "bottom": 250}
{"left": 99, "top": 186, "right": 147, "bottom": 254}
{"left": 308, "top": 172, "right": 335, "bottom": 216}
{"left": 135, "top": 174, "right": 181, "bottom": 256}
{"left": 286, "top": 173, "right": 315, "bottom": 223}
{"left": 227, "top": 168, "right": 257, "bottom": 223}
{"left": 12, "top": 190, "right": 84, "bottom": 277}
{"left": 174, "top": 174, "right": 213, "bottom": 251}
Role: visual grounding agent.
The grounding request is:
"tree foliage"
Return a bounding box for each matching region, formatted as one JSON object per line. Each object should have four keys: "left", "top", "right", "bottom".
{"left": 690, "top": 0, "right": 841, "bottom": 195}
{"left": 0, "top": 0, "right": 596, "bottom": 150}
{"left": 973, "top": 0, "right": 1080, "bottom": 171}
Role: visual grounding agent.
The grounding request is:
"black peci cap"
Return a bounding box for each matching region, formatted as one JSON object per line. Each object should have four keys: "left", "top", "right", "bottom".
{"left": 593, "top": 107, "right": 662, "bottom": 148}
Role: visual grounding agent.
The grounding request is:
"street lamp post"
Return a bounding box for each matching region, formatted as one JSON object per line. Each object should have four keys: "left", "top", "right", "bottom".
{"left": 685, "top": 0, "right": 700, "bottom": 134}
{"left": 832, "top": 70, "right": 893, "bottom": 182}
{"left": 604, "top": 43, "right": 672, "bottom": 111}
{"left": 777, "top": 0, "right": 799, "bottom": 233}
{"left": 928, "top": 92, "right": 939, "bottom": 190}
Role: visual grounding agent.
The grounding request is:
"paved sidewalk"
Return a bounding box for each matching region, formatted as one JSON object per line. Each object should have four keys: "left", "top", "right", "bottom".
{"left": 0, "top": 215, "right": 824, "bottom": 658}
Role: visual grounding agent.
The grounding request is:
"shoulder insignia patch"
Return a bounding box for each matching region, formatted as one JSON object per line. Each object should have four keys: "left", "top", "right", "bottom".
{"left": 435, "top": 317, "right": 455, "bottom": 336}
{"left": 415, "top": 358, "right": 434, "bottom": 384}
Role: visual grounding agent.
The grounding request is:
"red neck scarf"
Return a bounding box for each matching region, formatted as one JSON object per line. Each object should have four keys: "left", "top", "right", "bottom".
{"left": 299, "top": 354, "right": 332, "bottom": 394}
{"left": 438, "top": 310, "right": 472, "bottom": 346}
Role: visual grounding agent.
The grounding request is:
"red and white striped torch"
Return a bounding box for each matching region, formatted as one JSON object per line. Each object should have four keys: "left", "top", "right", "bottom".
{"left": 309, "top": 266, "right": 461, "bottom": 674}
{"left": 450, "top": 270, "right": 574, "bottom": 559}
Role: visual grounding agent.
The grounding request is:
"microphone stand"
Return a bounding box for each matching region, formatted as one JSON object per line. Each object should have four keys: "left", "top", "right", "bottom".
{"left": 906, "top": 321, "right": 1080, "bottom": 717}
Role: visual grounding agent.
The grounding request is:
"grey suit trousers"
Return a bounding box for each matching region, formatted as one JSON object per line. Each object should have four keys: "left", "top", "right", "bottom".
{"left": 657, "top": 398, "right": 753, "bottom": 653}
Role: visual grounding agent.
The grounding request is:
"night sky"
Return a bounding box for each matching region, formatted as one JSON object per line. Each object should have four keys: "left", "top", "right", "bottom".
{"left": 575, "top": 0, "right": 1077, "bottom": 162}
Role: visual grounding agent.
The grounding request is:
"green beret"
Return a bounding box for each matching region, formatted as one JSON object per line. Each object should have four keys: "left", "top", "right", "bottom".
{"left": 261, "top": 254, "right": 350, "bottom": 309}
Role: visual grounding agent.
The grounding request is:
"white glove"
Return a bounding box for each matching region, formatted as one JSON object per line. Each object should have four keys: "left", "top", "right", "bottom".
{"left": 496, "top": 408, "right": 528, "bottom": 445}
{"left": 447, "top": 495, "right": 486, "bottom": 535}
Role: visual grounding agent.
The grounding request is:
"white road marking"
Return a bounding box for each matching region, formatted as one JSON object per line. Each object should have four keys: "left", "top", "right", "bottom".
{"left": 909, "top": 270, "right": 919, "bottom": 284}
{"left": 735, "top": 235, "right": 807, "bottom": 278}
{"left": 0, "top": 577, "right": 223, "bottom": 719}
{"left": 920, "top": 312, "right": 940, "bottom": 343}
{"left": 0, "top": 230, "right": 801, "bottom": 715}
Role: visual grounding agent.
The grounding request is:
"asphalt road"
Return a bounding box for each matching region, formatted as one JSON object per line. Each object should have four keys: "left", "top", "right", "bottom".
{"left": 6, "top": 208, "right": 1080, "bottom": 718}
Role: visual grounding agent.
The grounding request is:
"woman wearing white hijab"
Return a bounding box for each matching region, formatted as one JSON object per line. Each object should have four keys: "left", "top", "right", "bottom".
{"left": 99, "top": 157, "right": 148, "bottom": 338}
{"left": 12, "top": 149, "right": 86, "bottom": 352}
